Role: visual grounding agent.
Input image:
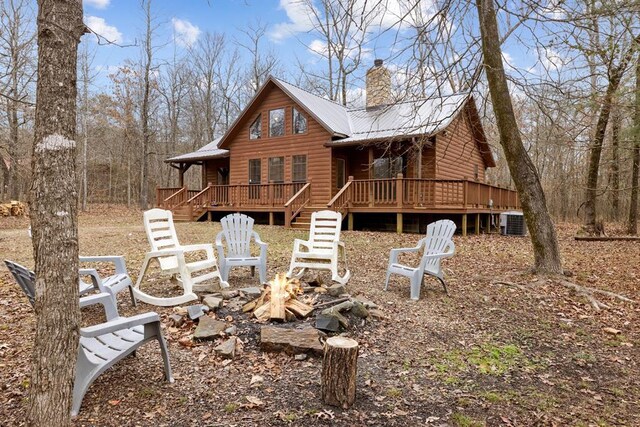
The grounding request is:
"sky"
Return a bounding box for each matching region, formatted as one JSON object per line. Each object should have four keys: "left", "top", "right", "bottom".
{"left": 80, "top": 0, "right": 565, "bottom": 98}
{"left": 82, "top": 0, "right": 351, "bottom": 91}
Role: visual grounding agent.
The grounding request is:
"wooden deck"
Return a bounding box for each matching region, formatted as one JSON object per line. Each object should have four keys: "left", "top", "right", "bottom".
{"left": 157, "top": 175, "right": 519, "bottom": 234}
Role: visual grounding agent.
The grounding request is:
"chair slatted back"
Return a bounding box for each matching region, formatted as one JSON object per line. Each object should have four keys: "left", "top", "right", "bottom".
{"left": 309, "top": 210, "right": 342, "bottom": 252}
{"left": 423, "top": 220, "right": 456, "bottom": 267}
{"left": 220, "top": 213, "right": 254, "bottom": 257}
{"left": 4, "top": 260, "right": 36, "bottom": 307}
{"left": 143, "top": 209, "right": 181, "bottom": 271}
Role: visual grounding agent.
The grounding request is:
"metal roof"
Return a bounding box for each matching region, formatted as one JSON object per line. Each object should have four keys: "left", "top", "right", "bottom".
{"left": 274, "top": 78, "right": 352, "bottom": 136}
{"left": 331, "top": 94, "right": 469, "bottom": 146}
{"left": 165, "top": 137, "right": 229, "bottom": 163}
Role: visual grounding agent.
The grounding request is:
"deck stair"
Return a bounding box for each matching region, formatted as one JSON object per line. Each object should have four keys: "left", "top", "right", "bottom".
{"left": 290, "top": 206, "right": 326, "bottom": 230}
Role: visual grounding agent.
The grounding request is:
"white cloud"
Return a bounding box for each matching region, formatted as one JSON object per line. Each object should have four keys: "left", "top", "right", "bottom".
{"left": 270, "top": 0, "right": 437, "bottom": 42}
{"left": 269, "top": 0, "right": 316, "bottom": 42}
{"left": 172, "top": 18, "right": 201, "bottom": 47}
{"left": 85, "top": 16, "right": 122, "bottom": 44}
{"left": 84, "top": 0, "right": 110, "bottom": 9}
{"left": 94, "top": 64, "right": 120, "bottom": 75}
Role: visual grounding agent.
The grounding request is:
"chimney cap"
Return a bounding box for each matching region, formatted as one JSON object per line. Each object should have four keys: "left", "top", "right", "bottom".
{"left": 374, "top": 59, "right": 383, "bottom": 67}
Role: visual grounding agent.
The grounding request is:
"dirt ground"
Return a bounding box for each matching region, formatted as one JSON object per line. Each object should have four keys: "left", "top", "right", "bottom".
{"left": 0, "top": 206, "right": 638, "bottom": 426}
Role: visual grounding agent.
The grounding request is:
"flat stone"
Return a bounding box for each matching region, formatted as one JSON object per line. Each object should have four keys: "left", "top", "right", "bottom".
{"left": 260, "top": 326, "right": 325, "bottom": 355}
{"left": 354, "top": 295, "right": 378, "bottom": 309}
{"left": 203, "top": 296, "right": 224, "bottom": 309}
{"left": 315, "top": 313, "right": 340, "bottom": 332}
{"left": 168, "top": 313, "right": 184, "bottom": 327}
{"left": 192, "top": 283, "right": 217, "bottom": 293}
{"left": 327, "top": 283, "right": 346, "bottom": 297}
{"left": 238, "top": 287, "right": 262, "bottom": 299}
{"left": 351, "top": 301, "right": 369, "bottom": 318}
{"left": 225, "top": 325, "right": 237, "bottom": 335}
{"left": 194, "top": 316, "right": 227, "bottom": 340}
{"left": 214, "top": 337, "right": 237, "bottom": 359}
{"left": 187, "top": 304, "right": 209, "bottom": 320}
{"left": 294, "top": 353, "right": 307, "bottom": 361}
{"left": 314, "top": 287, "right": 328, "bottom": 294}
{"left": 225, "top": 297, "right": 247, "bottom": 312}
{"left": 219, "top": 289, "right": 239, "bottom": 300}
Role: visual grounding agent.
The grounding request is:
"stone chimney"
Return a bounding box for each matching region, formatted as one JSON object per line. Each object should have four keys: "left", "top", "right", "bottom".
{"left": 366, "top": 59, "right": 391, "bottom": 110}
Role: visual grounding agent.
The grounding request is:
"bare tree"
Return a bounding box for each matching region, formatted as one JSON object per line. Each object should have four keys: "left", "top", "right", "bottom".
{"left": 236, "top": 20, "right": 280, "bottom": 95}
{"left": 476, "top": 0, "right": 563, "bottom": 274}
{"left": 0, "top": 0, "right": 36, "bottom": 200}
{"left": 77, "top": 42, "right": 95, "bottom": 211}
{"left": 29, "top": 0, "right": 84, "bottom": 424}
{"left": 139, "top": 0, "right": 156, "bottom": 209}
{"left": 629, "top": 56, "right": 640, "bottom": 234}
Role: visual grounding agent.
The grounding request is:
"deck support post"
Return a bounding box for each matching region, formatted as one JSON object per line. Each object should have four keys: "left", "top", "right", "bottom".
{"left": 396, "top": 213, "right": 403, "bottom": 234}
{"left": 269, "top": 212, "right": 274, "bottom": 226}
{"left": 348, "top": 213, "right": 354, "bottom": 231}
{"left": 462, "top": 214, "right": 468, "bottom": 237}
{"left": 475, "top": 213, "right": 481, "bottom": 235}
{"left": 207, "top": 211, "right": 212, "bottom": 222}
{"left": 486, "top": 213, "right": 492, "bottom": 234}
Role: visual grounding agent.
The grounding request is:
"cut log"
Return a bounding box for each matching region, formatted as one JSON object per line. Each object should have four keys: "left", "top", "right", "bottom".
{"left": 260, "top": 326, "right": 325, "bottom": 355}
{"left": 286, "top": 299, "right": 314, "bottom": 318}
{"left": 270, "top": 276, "right": 286, "bottom": 321}
{"left": 321, "top": 336, "right": 359, "bottom": 409}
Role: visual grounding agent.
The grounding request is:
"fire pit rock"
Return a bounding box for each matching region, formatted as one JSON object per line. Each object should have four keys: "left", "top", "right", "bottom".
{"left": 260, "top": 326, "right": 325, "bottom": 355}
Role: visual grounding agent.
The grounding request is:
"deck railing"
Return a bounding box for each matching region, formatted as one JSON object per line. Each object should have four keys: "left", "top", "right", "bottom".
{"left": 329, "top": 174, "right": 519, "bottom": 212}
{"left": 157, "top": 187, "right": 187, "bottom": 209}
{"left": 284, "top": 182, "right": 311, "bottom": 227}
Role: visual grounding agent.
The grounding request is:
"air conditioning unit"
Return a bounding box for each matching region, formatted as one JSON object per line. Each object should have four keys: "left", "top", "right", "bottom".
{"left": 500, "top": 211, "right": 527, "bottom": 236}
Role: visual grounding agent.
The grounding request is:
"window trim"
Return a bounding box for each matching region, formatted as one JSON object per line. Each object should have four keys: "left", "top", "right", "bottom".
{"left": 269, "top": 108, "right": 285, "bottom": 138}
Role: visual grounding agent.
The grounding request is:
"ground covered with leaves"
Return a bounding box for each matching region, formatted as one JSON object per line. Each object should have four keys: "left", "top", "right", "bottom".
{"left": 0, "top": 207, "right": 638, "bottom": 426}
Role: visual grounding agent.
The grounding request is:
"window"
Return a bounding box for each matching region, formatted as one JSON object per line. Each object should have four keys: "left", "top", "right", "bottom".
{"left": 293, "top": 108, "right": 307, "bottom": 134}
{"left": 292, "top": 155, "right": 307, "bottom": 182}
{"left": 249, "top": 114, "right": 261, "bottom": 139}
{"left": 249, "top": 159, "right": 261, "bottom": 184}
{"left": 336, "top": 158, "right": 345, "bottom": 188}
{"left": 269, "top": 108, "right": 285, "bottom": 137}
{"left": 249, "top": 159, "right": 261, "bottom": 199}
{"left": 268, "top": 157, "right": 284, "bottom": 183}
{"left": 373, "top": 156, "right": 404, "bottom": 179}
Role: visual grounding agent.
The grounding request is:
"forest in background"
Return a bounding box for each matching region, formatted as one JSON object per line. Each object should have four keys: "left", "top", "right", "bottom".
{"left": 0, "top": 0, "right": 639, "bottom": 225}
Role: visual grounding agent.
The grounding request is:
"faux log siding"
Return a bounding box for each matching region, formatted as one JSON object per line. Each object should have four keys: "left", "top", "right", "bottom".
{"left": 225, "top": 85, "right": 333, "bottom": 204}
{"left": 203, "top": 159, "right": 230, "bottom": 186}
{"left": 434, "top": 112, "right": 486, "bottom": 181}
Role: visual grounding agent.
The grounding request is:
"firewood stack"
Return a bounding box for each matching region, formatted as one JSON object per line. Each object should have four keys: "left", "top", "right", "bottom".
{"left": 0, "top": 201, "right": 26, "bottom": 217}
{"left": 243, "top": 273, "right": 314, "bottom": 322}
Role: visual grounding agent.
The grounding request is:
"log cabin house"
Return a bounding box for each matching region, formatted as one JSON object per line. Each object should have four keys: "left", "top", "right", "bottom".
{"left": 158, "top": 60, "right": 519, "bottom": 234}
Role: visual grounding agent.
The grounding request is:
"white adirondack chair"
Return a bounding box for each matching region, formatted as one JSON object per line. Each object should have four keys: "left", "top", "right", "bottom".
{"left": 4, "top": 260, "right": 174, "bottom": 417}
{"left": 28, "top": 227, "right": 135, "bottom": 305}
{"left": 286, "top": 210, "right": 351, "bottom": 284}
{"left": 215, "top": 213, "right": 268, "bottom": 283}
{"left": 133, "top": 208, "right": 228, "bottom": 307}
{"left": 384, "top": 219, "right": 456, "bottom": 300}
{"left": 79, "top": 256, "right": 135, "bottom": 306}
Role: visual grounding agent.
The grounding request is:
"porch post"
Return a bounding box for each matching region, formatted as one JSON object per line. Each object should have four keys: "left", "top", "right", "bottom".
{"left": 348, "top": 213, "right": 354, "bottom": 231}
{"left": 178, "top": 163, "right": 185, "bottom": 187}
{"left": 462, "top": 214, "right": 468, "bottom": 237}
{"left": 396, "top": 213, "right": 403, "bottom": 234}
{"left": 269, "top": 212, "right": 274, "bottom": 226}
{"left": 475, "top": 213, "right": 481, "bottom": 235}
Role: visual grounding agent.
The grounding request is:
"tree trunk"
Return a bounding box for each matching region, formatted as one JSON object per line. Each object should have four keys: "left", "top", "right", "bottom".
{"left": 476, "top": 0, "right": 562, "bottom": 274}
{"left": 321, "top": 336, "right": 358, "bottom": 409}
{"left": 29, "top": 0, "right": 84, "bottom": 425}
{"left": 583, "top": 40, "right": 637, "bottom": 231}
{"left": 628, "top": 58, "right": 640, "bottom": 235}
{"left": 609, "top": 108, "right": 620, "bottom": 218}
{"left": 140, "top": 0, "right": 152, "bottom": 209}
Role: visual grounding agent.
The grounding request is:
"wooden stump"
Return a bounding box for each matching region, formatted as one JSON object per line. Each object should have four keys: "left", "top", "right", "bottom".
{"left": 321, "top": 336, "right": 359, "bottom": 408}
